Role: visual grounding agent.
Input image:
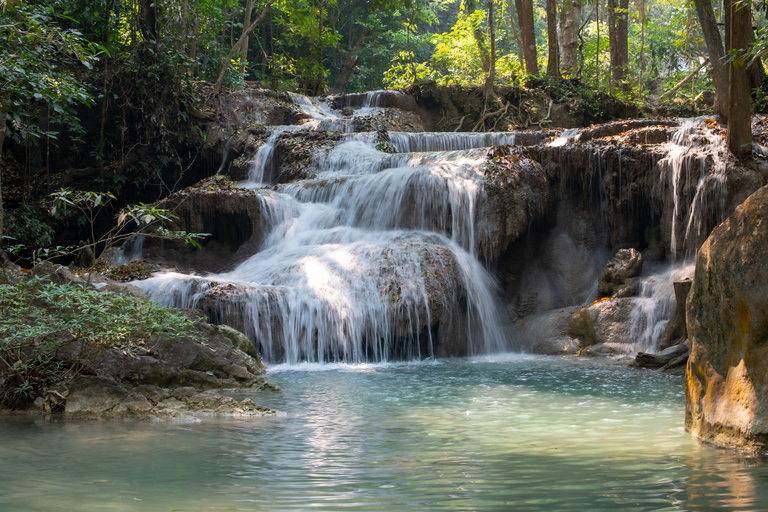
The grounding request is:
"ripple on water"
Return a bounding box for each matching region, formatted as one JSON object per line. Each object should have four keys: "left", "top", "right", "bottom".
{"left": 2, "top": 357, "right": 768, "bottom": 511}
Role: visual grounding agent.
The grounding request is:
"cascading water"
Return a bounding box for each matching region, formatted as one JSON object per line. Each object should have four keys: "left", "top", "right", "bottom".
{"left": 136, "top": 93, "right": 514, "bottom": 364}
{"left": 658, "top": 118, "right": 728, "bottom": 259}
{"left": 627, "top": 264, "right": 694, "bottom": 353}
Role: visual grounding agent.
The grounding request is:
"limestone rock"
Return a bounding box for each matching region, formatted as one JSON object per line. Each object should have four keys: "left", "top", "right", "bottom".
{"left": 30, "top": 261, "right": 87, "bottom": 286}
{"left": 65, "top": 376, "right": 275, "bottom": 420}
{"left": 217, "top": 324, "right": 263, "bottom": 363}
{"left": 97, "top": 282, "right": 148, "bottom": 299}
{"left": 685, "top": 185, "right": 768, "bottom": 450}
{"left": 598, "top": 248, "right": 643, "bottom": 298}
{"left": 517, "top": 306, "right": 581, "bottom": 354}
{"left": 568, "top": 298, "right": 635, "bottom": 354}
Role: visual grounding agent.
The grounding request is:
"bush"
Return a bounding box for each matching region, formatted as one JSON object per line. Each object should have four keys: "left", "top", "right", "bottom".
{"left": 0, "top": 278, "right": 196, "bottom": 410}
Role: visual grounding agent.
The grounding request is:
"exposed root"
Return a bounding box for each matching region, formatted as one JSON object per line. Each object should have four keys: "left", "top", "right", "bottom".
{"left": 453, "top": 115, "right": 468, "bottom": 132}
{"left": 472, "top": 101, "right": 511, "bottom": 132}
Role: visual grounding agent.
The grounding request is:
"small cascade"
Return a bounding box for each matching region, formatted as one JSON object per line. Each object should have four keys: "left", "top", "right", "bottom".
{"left": 389, "top": 132, "right": 516, "bottom": 153}
{"left": 659, "top": 118, "right": 729, "bottom": 259}
{"left": 288, "top": 92, "right": 350, "bottom": 131}
{"left": 248, "top": 126, "right": 299, "bottom": 184}
{"left": 627, "top": 264, "right": 694, "bottom": 353}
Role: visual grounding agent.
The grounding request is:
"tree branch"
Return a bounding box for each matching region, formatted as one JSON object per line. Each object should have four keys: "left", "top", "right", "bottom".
{"left": 213, "top": 0, "right": 276, "bottom": 95}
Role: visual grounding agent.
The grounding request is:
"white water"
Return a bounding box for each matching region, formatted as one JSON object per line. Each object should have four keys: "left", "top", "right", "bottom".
{"left": 659, "top": 118, "right": 728, "bottom": 259}
{"left": 628, "top": 264, "right": 695, "bottom": 353}
{"left": 137, "top": 93, "right": 514, "bottom": 364}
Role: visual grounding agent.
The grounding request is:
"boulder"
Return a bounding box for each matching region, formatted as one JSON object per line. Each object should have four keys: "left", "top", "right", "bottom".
{"left": 597, "top": 248, "right": 643, "bottom": 298}
{"left": 685, "top": 185, "right": 768, "bottom": 450}
{"left": 568, "top": 298, "right": 635, "bottom": 354}
{"left": 30, "top": 261, "right": 87, "bottom": 286}
{"left": 217, "top": 324, "right": 263, "bottom": 362}
{"left": 516, "top": 306, "right": 582, "bottom": 354}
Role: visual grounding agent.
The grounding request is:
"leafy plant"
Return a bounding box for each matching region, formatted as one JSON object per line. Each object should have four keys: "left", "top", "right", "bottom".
{"left": 48, "top": 188, "right": 208, "bottom": 273}
{"left": 0, "top": 278, "right": 197, "bottom": 410}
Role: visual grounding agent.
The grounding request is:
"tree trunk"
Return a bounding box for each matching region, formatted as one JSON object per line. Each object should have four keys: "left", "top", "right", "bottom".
{"left": 0, "top": 110, "right": 5, "bottom": 242}
{"left": 332, "top": 32, "right": 367, "bottom": 92}
{"left": 240, "top": 0, "right": 254, "bottom": 79}
{"left": 692, "top": 0, "right": 729, "bottom": 118}
{"left": 546, "top": 0, "right": 560, "bottom": 76}
{"left": 485, "top": 0, "right": 497, "bottom": 91}
{"left": 139, "top": 0, "right": 158, "bottom": 45}
{"left": 726, "top": 0, "right": 752, "bottom": 159}
{"left": 558, "top": 0, "right": 581, "bottom": 76}
{"left": 608, "top": 0, "right": 629, "bottom": 90}
{"left": 213, "top": 0, "right": 276, "bottom": 95}
{"left": 473, "top": 28, "right": 491, "bottom": 73}
{"left": 508, "top": 0, "right": 525, "bottom": 67}
{"left": 515, "top": 0, "right": 538, "bottom": 75}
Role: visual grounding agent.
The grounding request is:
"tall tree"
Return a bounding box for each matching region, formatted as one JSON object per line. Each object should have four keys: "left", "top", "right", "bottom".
{"left": 515, "top": 0, "right": 538, "bottom": 75}
{"left": 607, "top": 0, "right": 629, "bottom": 91}
{"left": 726, "top": 0, "right": 752, "bottom": 158}
{"left": 239, "top": 0, "right": 254, "bottom": 79}
{"left": 692, "top": 0, "right": 729, "bottom": 118}
{"left": 558, "top": 0, "right": 581, "bottom": 77}
{"left": 485, "top": 0, "right": 496, "bottom": 91}
{"left": 545, "top": 0, "right": 560, "bottom": 76}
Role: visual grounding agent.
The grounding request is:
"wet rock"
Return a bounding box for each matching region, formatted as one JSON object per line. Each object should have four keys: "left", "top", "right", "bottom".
{"left": 597, "top": 248, "right": 643, "bottom": 298}
{"left": 217, "top": 324, "right": 262, "bottom": 362}
{"left": 634, "top": 339, "right": 689, "bottom": 368}
{"left": 479, "top": 146, "right": 551, "bottom": 261}
{"left": 140, "top": 183, "right": 277, "bottom": 273}
{"left": 568, "top": 298, "right": 635, "bottom": 354}
{"left": 686, "top": 185, "right": 768, "bottom": 451}
{"left": 65, "top": 376, "right": 275, "bottom": 420}
{"left": 516, "top": 306, "right": 581, "bottom": 355}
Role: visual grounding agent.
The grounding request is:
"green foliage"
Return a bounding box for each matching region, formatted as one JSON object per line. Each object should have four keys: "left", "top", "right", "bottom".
{"left": 3, "top": 203, "right": 56, "bottom": 247}
{"left": 0, "top": 0, "right": 100, "bottom": 145}
{"left": 48, "top": 188, "right": 209, "bottom": 266}
{"left": 0, "top": 278, "right": 196, "bottom": 409}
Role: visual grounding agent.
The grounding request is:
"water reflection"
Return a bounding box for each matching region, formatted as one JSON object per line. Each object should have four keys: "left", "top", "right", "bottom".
{"left": 2, "top": 357, "right": 768, "bottom": 511}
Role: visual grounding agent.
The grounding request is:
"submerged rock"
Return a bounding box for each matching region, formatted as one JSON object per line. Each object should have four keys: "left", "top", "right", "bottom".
{"left": 686, "top": 185, "right": 768, "bottom": 451}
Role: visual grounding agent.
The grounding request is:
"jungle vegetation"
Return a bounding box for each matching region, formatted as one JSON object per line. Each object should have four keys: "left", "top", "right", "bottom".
{"left": 1, "top": 0, "right": 767, "bottom": 249}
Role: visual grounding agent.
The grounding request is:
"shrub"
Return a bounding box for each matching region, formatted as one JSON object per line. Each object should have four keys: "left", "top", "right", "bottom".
{"left": 0, "top": 278, "right": 196, "bottom": 410}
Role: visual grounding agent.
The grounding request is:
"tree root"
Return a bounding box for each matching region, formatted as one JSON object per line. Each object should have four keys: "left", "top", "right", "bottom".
{"left": 453, "top": 115, "right": 468, "bottom": 132}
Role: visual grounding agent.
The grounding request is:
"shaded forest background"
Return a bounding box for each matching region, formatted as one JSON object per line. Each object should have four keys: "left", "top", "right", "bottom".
{"left": 2, "top": 0, "right": 768, "bottom": 255}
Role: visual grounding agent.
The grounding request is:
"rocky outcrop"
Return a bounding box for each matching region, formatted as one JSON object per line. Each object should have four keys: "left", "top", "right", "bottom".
{"left": 685, "top": 185, "right": 768, "bottom": 451}
{"left": 64, "top": 378, "right": 275, "bottom": 420}
{"left": 478, "top": 146, "right": 551, "bottom": 261}
{"left": 56, "top": 313, "right": 277, "bottom": 420}
{"left": 140, "top": 181, "right": 278, "bottom": 273}
{"left": 597, "top": 248, "right": 643, "bottom": 298}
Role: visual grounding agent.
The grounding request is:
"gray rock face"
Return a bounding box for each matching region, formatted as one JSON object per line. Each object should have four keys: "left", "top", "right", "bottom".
{"left": 598, "top": 248, "right": 643, "bottom": 298}
{"left": 140, "top": 185, "right": 275, "bottom": 273}
{"left": 686, "top": 185, "right": 768, "bottom": 450}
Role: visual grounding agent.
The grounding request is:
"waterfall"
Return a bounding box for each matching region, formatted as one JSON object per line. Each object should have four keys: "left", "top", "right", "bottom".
{"left": 658, "top": 118, "right": 728, "bottom": 259}
{"left": 136, "top": 92, "right": 515, "bottom": 364}
{"left": 627, "top": 264, "right": 694, "bottom": 353}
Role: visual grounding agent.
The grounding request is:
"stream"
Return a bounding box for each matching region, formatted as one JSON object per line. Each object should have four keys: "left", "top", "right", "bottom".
{"left": 3, "top": 356, "right": 768, "bottom": 511}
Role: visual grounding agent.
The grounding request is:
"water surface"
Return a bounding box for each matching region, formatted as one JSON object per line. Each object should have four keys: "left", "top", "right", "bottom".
{"left": 2, "top": 356, "right": 767, "bottom": 511}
